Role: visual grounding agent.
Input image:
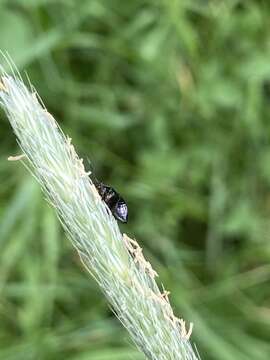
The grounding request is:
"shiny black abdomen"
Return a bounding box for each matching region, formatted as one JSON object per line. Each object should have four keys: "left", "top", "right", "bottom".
{"left": 95, "top": 182, "right": 128, "bottom": 223}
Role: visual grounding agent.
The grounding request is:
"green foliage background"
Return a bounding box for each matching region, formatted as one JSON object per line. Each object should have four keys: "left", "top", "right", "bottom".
{"left": 1, "top": 1, "right": 270, "bottom": 359}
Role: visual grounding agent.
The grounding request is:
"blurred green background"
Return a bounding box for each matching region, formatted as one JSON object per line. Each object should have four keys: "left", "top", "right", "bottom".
{"left": 1, "top": 1, "right": 270, "bottom": 359}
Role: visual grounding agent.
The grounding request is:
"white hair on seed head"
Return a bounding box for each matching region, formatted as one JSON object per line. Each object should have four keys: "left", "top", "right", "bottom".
{"left": 0, "top": 54, "right": 199, "bottom": 360}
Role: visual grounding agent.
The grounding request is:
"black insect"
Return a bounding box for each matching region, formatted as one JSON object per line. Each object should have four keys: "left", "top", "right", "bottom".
{"left": 94, "top": 179, "right": 128, "bottom": 223}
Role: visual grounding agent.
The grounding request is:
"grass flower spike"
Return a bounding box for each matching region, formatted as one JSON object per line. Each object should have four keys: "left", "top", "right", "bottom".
{"left": 0, "top": 62, "right": 199, "bottom": 360}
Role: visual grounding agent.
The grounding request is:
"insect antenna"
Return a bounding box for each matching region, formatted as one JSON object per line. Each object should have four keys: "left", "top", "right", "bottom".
{"left": 86, "top": 157, "right": 99, "bottom": 185}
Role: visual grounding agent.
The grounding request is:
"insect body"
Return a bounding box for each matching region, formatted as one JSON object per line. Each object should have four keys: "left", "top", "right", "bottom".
{"left": 95, "top": 181, "right": 128, "bottom": 223}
